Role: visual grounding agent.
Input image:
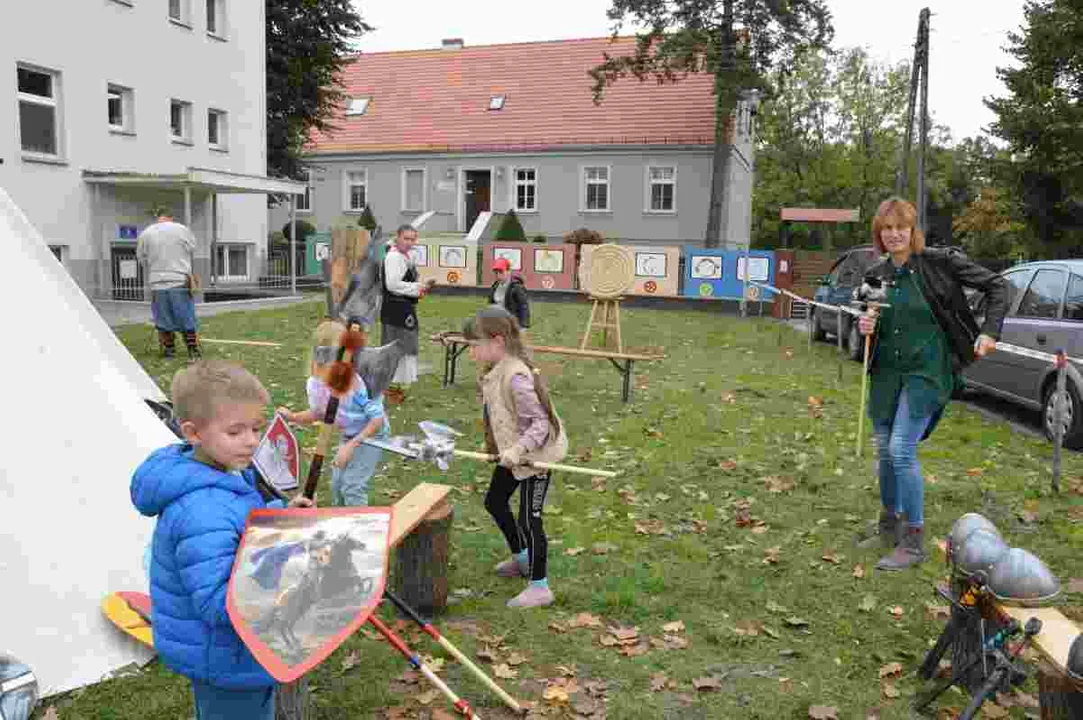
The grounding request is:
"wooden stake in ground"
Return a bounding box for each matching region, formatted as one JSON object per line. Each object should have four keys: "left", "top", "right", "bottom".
{"left": 1052, "top": 349, "right": 1068, "bottom": 493}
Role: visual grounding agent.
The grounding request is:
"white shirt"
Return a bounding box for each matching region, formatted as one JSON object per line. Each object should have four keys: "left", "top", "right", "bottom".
{"left": 384, "top": 248, "right": 421, "bottom": 297}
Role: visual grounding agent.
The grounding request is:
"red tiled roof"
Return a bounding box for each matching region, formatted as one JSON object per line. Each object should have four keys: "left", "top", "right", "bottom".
{"left": 306, "top": 36, "right": 719, "bottom": 155}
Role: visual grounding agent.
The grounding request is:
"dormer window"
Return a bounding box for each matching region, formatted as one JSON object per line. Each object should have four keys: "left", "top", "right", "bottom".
{"left": 346, "top": 97, "right": 370, "bottom": 116}
{"left": 489, "top": 95, "right": 505, "bottom": 111}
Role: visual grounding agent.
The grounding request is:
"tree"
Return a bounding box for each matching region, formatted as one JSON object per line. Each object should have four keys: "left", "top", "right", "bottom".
{"left": 590, "top": 0, "right": 833, "bottom": 247}
{"left": 266, "top": 0, "right": 371, "bottom": 183}
{"left": 953, "top": 187, "right": 1030, "bottom": 262}
{"left": 985, "top": 0, "right": 1083, "bottom": 255}
{"left": 493, "top": 209, "right": 528, "bottom": 242}
{"left": 357, "top": 204, "right": 377, "bottom": 231}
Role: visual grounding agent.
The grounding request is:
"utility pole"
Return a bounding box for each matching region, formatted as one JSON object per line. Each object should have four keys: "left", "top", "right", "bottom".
{"left": 895, "top": 8, "right": 931, "bottom": 231}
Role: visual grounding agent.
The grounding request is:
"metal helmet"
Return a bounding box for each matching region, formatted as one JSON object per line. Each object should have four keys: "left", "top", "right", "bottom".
{"left": 987, "top": 547, "right": 1062, "bottom": 606}
{"left": 1068, "top": 634, "right": 1083, "bottom": 681}
{"left": 953, "top": 528, "right": 1009, "bottom": 581}
{"left": 947, "top": 513, "right": 1000, "bottom": 564}
{"left": 0, "top": 654, "right": 38, "bottom": 720}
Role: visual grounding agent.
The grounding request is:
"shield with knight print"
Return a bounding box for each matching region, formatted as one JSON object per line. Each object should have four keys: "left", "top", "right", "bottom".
{"left": 227, "top": 507, "right": 391, "bottom": 682}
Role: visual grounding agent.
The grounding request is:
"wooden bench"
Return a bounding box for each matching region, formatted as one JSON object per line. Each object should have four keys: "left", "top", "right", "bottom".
{"left": 432, "top": 333, "right": 664, "bottom": 403}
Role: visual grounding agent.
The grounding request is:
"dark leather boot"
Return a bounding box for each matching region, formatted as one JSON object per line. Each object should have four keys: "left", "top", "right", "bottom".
{"left": 876, "top": 525, "right": 926, "bottom": 571}
{"left": 856, "top": 509, "right": 899, "bottom": 549}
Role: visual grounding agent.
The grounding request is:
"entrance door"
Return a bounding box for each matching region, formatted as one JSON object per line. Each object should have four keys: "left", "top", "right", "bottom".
{"left": 464, "top": 170, "right": 491, "bottom": 232}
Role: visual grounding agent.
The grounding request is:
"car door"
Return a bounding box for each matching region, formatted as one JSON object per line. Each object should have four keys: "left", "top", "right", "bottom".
{"left": 1060, "top": 272, "right": 1083, "bottom": 360}
{"left": 829, "top": 252, "right": 864, "bottom": 333}
{"left": 964, "top": 267, "right": 1034, "bottom": 395}
{"left": 999, "top": 267, "right": 1068, "bottom": 401}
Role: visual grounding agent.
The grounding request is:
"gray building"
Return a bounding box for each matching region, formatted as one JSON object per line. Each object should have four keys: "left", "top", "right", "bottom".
{"left": 272, "top": 36, "right": 756, "bottom": 249}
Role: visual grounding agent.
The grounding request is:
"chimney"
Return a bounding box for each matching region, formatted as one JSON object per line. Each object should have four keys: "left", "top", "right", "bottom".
{"left": 441, "top": 38, "right": 464, "bottom": 50}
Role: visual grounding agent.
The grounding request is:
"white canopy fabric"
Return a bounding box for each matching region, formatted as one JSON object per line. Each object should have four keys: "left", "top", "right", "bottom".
{"left": 0, "top": 187, "right": 171, "bottom": 695}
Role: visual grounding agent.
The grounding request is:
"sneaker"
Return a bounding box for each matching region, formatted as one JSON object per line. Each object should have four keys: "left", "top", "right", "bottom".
{"left": 506, "top": 585, "right": 554, "bottom": 608}
{"left": 494, "top": 558, "right": 525, "bottom": 578}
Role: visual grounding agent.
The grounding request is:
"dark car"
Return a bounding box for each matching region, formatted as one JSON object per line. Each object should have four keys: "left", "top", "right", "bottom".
{"left": 963, "top": 259, "right": 1083, "bottom": 448}
{"left": 810, "top": 245, "right": 882, "bottom": 360}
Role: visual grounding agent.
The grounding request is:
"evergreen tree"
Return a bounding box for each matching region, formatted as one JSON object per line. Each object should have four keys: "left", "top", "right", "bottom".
{"left": 494, "top": 209, "right": 528, "bottom": 242}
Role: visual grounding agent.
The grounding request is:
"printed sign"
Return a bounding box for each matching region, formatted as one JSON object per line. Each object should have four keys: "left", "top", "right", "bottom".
{"left": 745, "top": 285, "right": 761, "bottom": 301}
{"left": 228, "top": 508, "right": 391, "bottom": 683}
{"left": 315, "top": 243, "right": 331, "bottom": 262}
{"left": 253, "top": 413, "right": 299, "bottom": 492}
{"left": 541, "top": 276, "right": 555, "bottom": 289}
{"left": 698, "top": 282, "right": 714, "bottom": 297}
{"left": 736, "top": 256, "right": 770, "bottom": 283}
{"left": 690, "top": 255, "right": 722, "bottom": 280}
{"left": 644, "top": 280, "right": 658, "bottom": 294}
{"left": 119, "top": 260, "right": 138, "bottom": 280}
{"left": 446, "top": 270, "right": 460, "bottom": 284}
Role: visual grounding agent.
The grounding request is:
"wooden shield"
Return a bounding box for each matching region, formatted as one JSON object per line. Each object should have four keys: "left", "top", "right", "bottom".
{"left": 227, "top": 507, "right": 392, "bottom": 682}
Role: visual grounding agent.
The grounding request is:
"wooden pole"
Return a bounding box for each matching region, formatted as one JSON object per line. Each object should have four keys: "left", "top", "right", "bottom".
{"left": 451, "top": 449, "right": 617, "bottom": 478}
{"left": 1052, "top": 351, "right": 1067, "bottom": 493}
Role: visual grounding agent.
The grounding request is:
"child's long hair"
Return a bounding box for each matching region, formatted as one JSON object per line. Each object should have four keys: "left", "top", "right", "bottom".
{"left": 464, "top": 306, "right": 561, "bottom": 435}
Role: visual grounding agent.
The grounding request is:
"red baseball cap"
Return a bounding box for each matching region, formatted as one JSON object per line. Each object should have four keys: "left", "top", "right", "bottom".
{"left": 492, "top": 257, "right": 511, "bottom": 272}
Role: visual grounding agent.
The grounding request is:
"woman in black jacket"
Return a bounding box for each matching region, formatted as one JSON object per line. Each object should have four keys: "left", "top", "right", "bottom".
{"left": 488, "top": 257, "right": 531, "bottom": 330}
{"left": 855, "top": 197, "right": 1009, "bottom": 570}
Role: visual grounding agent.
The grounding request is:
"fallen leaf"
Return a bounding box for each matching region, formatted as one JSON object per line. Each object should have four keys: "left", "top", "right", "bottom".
{"left": 1066, "top": 578, "right": 1083, "bottom": 594}
{"left": 548, "top": 619, "right": 569, "bottom": 633}
{"left": 506, "top": 652, "right": 527, "bottom": 666}
{"left": 779, "top": 676, "right": 794, "bottom": 693}
{"left": 925, "top": 603, "right": 951, "bottom": 621}
{"left": 735, "top": 620, "right": 763, "bottom": 637}
{"left": 889, "top": 606, "right": 904, "bottom": 619}
{"left": 476, "top": 646, "right": 497, "bottom": 663}
{"left": 980, "top": 704, "right": 1009, "bottom": 718}
{"left": 719, "top": 459, "right": 738, "bottom": 471}
{"left": 853, "top": 564, "right": 866, "bottom": 579}
{"left": 543, "top": 685, "right": 570, "bottom": 704}
{"left": 554, "top": 664, "right": 577, "bottom": 677}
{"left": 341, "top": 650, "right": 360, "bottom": 672}
{"left": 570, "top": 613, "right": 604, "bottom": 629}
{"left": 607, "top": 625, "right": 640, "bottom": 642}
{"left": 764, "top": 546, "right": 781, "bottom": 564}
{"left": 822, "top": 550, "right": 842, "bottom": 565}
{"left": 598, "top": 634, "right": 619, "bottom": 647}
{"left": 618, "top": 642, "right": 649, "bottom": 657}
{"left": 765, "top": 475, "right": 796, "bottom": 493}
{"left": 476, "top": 633, "right": 506, "bottom": 645}
{"left": 591, "top": 542, "right": 618, "bottom": 555}
{"left": 881, "top": 682, "right": 900, "bottom": 700}
{"left": 421, "top": 655, "right": 445, "bottom": 673}
{"left": 721, "top": 392, "right": 737, "bottom": 404}
{"left": 416, "top": 689, "right": 438, "bottom": 705}
{"left": 662, "top": 620, "right": 685, "bottom": 634}
{"left": 766, "top": 600, "right": 789, "bottom": 614}
{"left": 879, "top": 662, "right": 903, "bottom": 678}
{"left": 751, "top": 522, "right": 769, "bottom": 534}
{"left": 41, "top": 709, "right": 59, "bottom": 720}
{"left": 493, "top": 663, "right": 518, "bottom": 679}
{"left": 966, "top": 467, "right": 984, "bottom": 477}
{"left": 582, "top": 680, "right": 609, "bottom": 697}
{"left": 564, "top": 547, "right": 585, "bottom": 556}
{"left": 650, "top": 672, "right": 669, "bottom": 692}
{"left": 692, "top": 676, "right": 723, "bottom": 691}
{"left": 808, "top": 706, "right": 838, "bottom": 719}
{"left": 784, "top": 616, "right": 809, "bottom": 628}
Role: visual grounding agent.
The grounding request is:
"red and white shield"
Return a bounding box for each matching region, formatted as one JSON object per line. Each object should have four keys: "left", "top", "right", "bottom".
{"left": 227, "top": 507, "right": 392, "bottom": 682}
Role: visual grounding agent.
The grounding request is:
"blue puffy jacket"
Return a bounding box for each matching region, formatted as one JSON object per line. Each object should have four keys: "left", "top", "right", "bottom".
{"left": 131, "top": 444, "right": 281, "bottom": 689}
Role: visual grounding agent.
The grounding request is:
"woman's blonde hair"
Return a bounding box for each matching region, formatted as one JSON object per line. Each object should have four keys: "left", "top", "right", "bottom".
{"left": 464, "top": 306, "right": 561, "bottom": 436}
{"left": 871, "top": 196, "right": 926, "bottom": 254}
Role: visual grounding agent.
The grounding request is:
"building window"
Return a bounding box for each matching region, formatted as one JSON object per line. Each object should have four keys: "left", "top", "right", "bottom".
{"left": 17, "top": 65, "right": 61, "bottom": 158}
{"left": 206, "top": 0, "right": 225, "bottom": 36}
{"left": 169, "top": 0, "right": 190, "bottom": 24}
{"left": 345, "top": 170, "right": 367, "bottom": 211}
{"left": 296, "top": 169, "right": 313, "bottom": 212}
{"left": 513, "top": 167, "right": 537, "bottom": 212}
{"left": 647, "top": 166, "right": 676, "bottom": 213}
{"left": 403, "top": 168, "right": 425, "bottom": 212}
{"left": 489, "top": 95, "right": 506, "bottom": 111}
{"left": 346, "top": 97, "right": 369, "bottom": 116}
{"left": 107, "top": 84, "right": 134, "bottom": 133}
{"left": 208, "top": 109, "right": 227, "bottom": 150}
{"left": 170, "top": 99, "right": 192, "bottom": 143}
{"left": 214, "top": 243, "right": 249, "bottom": 281}
{"left": 582, "top": 166, "right": 610, "bottom": 212}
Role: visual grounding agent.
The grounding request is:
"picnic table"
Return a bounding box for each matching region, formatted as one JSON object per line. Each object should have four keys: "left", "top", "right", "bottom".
{"left": 431, "top": 333, "right": 664, "bottom": 403}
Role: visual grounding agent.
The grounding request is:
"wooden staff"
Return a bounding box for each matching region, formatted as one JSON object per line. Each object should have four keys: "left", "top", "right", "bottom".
{"left": 856, "top": 304, "right": 883, "bottom": 458}
{"left": 382, "top": 589, "right": 523, "bottom": 714}
{"left": 368, "top": 614, "right": 482, "bottom": 719}
{"left": 302, "top": 327, "right": 365, "bottom": 500}
{"left": 451, "top": 449, "right": 617, "bottom": 478}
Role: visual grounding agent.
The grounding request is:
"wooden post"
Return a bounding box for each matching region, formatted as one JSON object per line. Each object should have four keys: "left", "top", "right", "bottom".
{"left": 1037, "top": 658, "right": 1083, "bottom": 720}
{"left": 329, "top": 226, "right": 371, "bottom": 307}
{"left": 1052, "top": 352, "right": 1067, "bottom": 493}
{"left": 275, "top": 677, "right": 310, "bottom": 720}
{"left": 391, "top": 500, "right": 453, "bottom": 617}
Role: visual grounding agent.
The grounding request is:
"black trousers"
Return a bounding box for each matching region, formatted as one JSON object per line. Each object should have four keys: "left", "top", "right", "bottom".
{"left": 484, "top": 466, "right": 550, "bottom": 581}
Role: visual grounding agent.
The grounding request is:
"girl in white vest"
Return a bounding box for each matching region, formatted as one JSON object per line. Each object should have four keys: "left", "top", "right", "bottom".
{"left": 463, "top": 306, "right": 568, "bottom": 609}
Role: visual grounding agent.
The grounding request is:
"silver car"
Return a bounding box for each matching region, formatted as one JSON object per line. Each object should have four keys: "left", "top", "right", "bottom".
{"left": 963, "top": 260, "right": 1083, "bottom": 448}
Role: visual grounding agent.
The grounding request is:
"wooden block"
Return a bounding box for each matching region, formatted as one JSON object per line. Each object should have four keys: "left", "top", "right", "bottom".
{"left": 997, "top": 604, "right": 1082, "bottom": 675}
{"left": 329, "top": 227, "right": 371, "bottom": 305}
{"left": 389, "top": 482, "right": 452, "bottom": 549}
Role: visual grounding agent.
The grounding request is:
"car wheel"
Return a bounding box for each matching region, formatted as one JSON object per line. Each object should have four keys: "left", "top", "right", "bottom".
{"left": 810, "top": 310, "right": 826, "bottom": 341}
{"left": 1043, "top": 379, "right": 1083, "bottom": 450}
{"left": 847, "top": 321, "right": 865, "bottom": 362}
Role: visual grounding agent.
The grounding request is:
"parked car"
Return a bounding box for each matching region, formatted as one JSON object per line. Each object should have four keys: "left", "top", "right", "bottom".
{"left": 810, "top": 245, "right": 882, "bottom": 360}
{"left": 963, "top": 259, "right": 1083, "bottom": 448}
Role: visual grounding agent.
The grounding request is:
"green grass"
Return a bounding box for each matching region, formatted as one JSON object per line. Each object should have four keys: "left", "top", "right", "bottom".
{"left": 47, "top": 296, "right": 1083, "bottom": 719}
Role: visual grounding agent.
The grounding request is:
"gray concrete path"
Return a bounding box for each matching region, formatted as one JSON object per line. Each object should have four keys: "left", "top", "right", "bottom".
{"left": 93, "top": 295, "right": 311, "bottom": 327}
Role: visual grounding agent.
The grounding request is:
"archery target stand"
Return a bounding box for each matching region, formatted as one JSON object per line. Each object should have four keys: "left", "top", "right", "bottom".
{"left": 579, "top": 244, "right": 635, "bottom": 353}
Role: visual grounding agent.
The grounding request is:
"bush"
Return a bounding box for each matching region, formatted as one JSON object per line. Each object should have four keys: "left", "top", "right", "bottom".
{"left": 357, "top": 204, "right": 378, "bottom": 231}
{"left": 562, "top": 227, "right": 604, "bottom": 245}
{"left": 494, "top": 209, "right": 527, "bottom": 243}
{"left": 532, "top": 234, "right": 548, "bottom": 244}
{"left": 281, "top": 219, "right": 317, "bottom": 243}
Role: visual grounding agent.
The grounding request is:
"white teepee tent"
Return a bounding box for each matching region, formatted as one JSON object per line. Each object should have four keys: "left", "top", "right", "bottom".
{"left": 0, "top": 187, "right": 173, "bottom": 696}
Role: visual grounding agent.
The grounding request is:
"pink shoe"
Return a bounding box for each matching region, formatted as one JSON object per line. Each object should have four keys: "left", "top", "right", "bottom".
{"left": 506, "top": 585, "right": 554, "bottom": 608}
{"left": 494, "top": 558, "right": 525, "bottom": 578}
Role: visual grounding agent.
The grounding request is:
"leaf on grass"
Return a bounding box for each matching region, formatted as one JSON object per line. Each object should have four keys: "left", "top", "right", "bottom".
{"left": 41, "top": 708, "right": 59, "bottom": 720}
{"left": 764, "top": 546, "right": 781, "bottom": 565}
{"left": 779, "top": 676, "right": 794, "bottom": 692}
{"left": 543, "top": 685, "right": 570, "bottom": 704}
{"left": 650, "top": 672, "right": 669, "bottom": 692}
{"left": 980, "top": 703, "right": 1009, "bottom": 718}
{"left": 808, "top": 706, "right": 838, "bottom": 719}
{"left": 766, "top": 600, "right": 789, "bottom": 614}
{"left": 765, "top": 475, "right": 796, "bottom": 493}
{"left": 564, "top": 546, "right": 586, "bottom": 556}
{"left": 925, "top": 603, "right": 951, "bottom": 621}
{"left": 493, "top": 663, "right": 518, "bottom": 679}
{"left": 476, "top": 646, "right": 497, "bottom": 663}
{"left": 853, "top": 564, "right": 866, "bottom": 579}
{"left": 583, "top": 680, "right": 609, "bottom": 697}
{"left": 506, "top": 652, "right": 527, "bottom": 666}
{"left": 555, "top": 663, "right": 577, "bottom": 677}
{"left": 608, "top": 625, "right": 640, "bottom": 642}
{"left": 784, "top": 617, "right": 809, "bottom": 628}
{"left": 821, "top": 550, "right": 842, "bottom": 565}
{"left": 416, "top": 689, "right": 438, "bottom": 705}
{"left": 889, "top": 606, "right": 904, "bottom": 619}
{"left": 340, "top": 650, "right": 360, "bottom": 672}
{"left": 880, "top": 682, "right": 900, "bottom": 700}
{"left": 878, "top": 662, "right": 903, "bottom": 678}
{"left": 719, "top": 459, "right": 739, "bottom": 471}
{"left": 1066, "top": 578, "right": 1083, "bottom": 594}
{"left": 477, "top": 633, "right": 506, "bottom": 646}
{"left": 591, "top": 542, "right": 618, "bottom": 556}
{"left": 651, "top": 634, "right": 690, "bottom": 650}
{"left": 570, "top": 613, "right": 604, "bottom": 629}
{"left": 751, "top": 522, "right": 769, "bottom": 534}
{"left": 598, "top": 634, "right": 619, "bottom": 647}
{"left": 966, "top": 467, "right": 984, "bottom": 477}
{"left": 662, "top": 620, "right": 685, "bottom": 634}
{"left": 618, "top": 642, "right": 649, "bottom": 657}
{"left": 735, "top": 620, "right": 763, "bottom": 637}
{"left": 548, "top": 619, "right": 569, "bottom": 634}
{"left": 692, "top": 676, "right": 723, "bottom": 691}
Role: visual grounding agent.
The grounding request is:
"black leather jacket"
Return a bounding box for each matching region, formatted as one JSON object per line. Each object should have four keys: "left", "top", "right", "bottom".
{"left": 488, "top": 276, "right": 531, "bottom": 328}
{"left": 862, "top": 248, "right": 1009, "bottom": 372}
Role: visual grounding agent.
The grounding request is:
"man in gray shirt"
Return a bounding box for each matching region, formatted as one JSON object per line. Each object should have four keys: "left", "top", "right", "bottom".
{"left": 136, "top": 213, "right": 201, "bottom": 359}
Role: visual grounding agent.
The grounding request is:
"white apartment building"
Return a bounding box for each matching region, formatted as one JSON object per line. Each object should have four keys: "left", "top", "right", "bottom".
{"left": 0, "top": 0, "right": 303, "bottom": 299}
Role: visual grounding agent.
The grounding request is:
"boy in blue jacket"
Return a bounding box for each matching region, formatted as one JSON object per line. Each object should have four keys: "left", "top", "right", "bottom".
{"left": 132, "top": 360, "right": 312, "bottom": 719}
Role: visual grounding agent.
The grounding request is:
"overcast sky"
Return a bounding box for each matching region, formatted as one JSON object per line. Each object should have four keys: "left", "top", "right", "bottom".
{"left": 352, "top": 0, "right": 1026, "bottom": 143}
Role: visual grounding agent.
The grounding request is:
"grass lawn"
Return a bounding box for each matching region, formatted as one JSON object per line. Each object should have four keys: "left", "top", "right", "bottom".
{"left": 48, "top": 295, "right": 1083, "bottom": 719}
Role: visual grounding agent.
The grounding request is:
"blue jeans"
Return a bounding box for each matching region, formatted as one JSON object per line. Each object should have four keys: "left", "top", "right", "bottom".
{"left": 331, "top": 440, "right": 383, "bottom": 506}
{"left": 872, "top": 388, "right": 933, "bottom": 528}
{"left": 151, "top": 287, "right": 198, "bottom": 332}
{"left": 191, "top": 680, "right": 274, "bottom": 720}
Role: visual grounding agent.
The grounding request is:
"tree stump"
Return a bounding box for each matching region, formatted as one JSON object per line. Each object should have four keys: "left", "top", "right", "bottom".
{"left": 275, "top": 677, "right": 310, "bottom": 720}
{"left": 1037, "top": 659, "right": 1083, "bottom": 720}
{"left": 391, "top": 500, "right": 453, "bottom": 617}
